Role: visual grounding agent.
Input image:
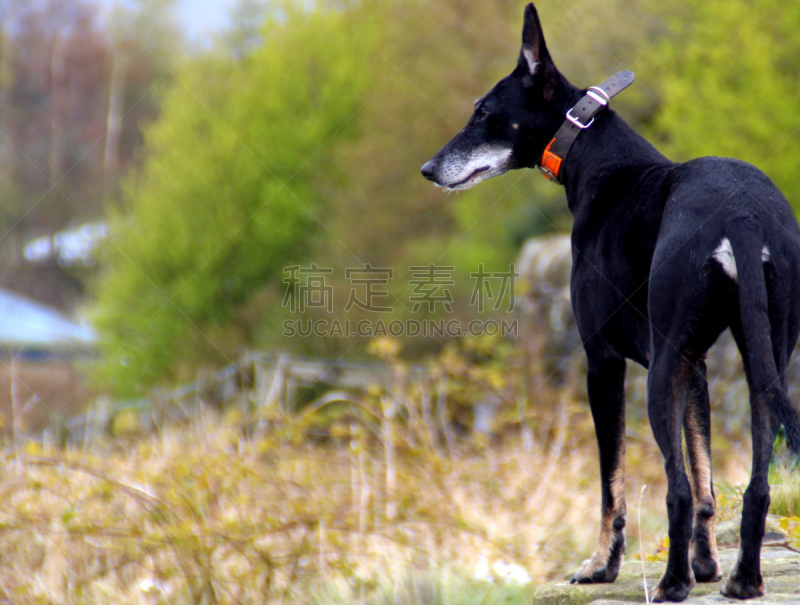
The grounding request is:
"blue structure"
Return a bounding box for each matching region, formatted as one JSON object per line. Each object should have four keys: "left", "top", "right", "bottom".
{"left": 0, "top": 289, "right": 96, "bottom": 355}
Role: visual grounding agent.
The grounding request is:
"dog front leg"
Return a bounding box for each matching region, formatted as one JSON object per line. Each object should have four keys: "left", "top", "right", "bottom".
{"left": 572, "top": 356, "right": 627, "bottom": 584}
{"left": 649, "top": 353, "right": 696, "bottom": 602}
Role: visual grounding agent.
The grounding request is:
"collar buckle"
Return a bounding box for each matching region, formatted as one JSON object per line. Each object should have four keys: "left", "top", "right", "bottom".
{"left": 538, "top": 71, "right": 635, "bottom": 186}
{"left": 566, "top": 107, "right": 595, "bottom": 130}
{"left": 538, "top": 165, "right": 560, "bottom": 182}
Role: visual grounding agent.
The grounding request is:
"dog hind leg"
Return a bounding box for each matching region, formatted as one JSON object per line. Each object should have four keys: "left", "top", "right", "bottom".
{"left": 721, "top": 371, "right": 776, "bottom": 598}
{"left": 723, "top": 233, "right": 800, "bottom": 598}
{"left": 648, "top": 350, "right": 696, "bottom": 602}
{"left": 683, "top": 359, "right": 723, "bottom": 583}
{"left": 721, "top": 320, "right": 780, "bottom": 599}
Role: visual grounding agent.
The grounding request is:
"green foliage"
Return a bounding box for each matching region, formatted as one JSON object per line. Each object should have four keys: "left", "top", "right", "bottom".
{"left": 316, "top": 570, "right": 533, "bottom": 605}
{"left": 317, "top": 0, "right": 551, "bottom": 349}
{"left": 92, "top": 4, "right": 380, "bottom": 395}
{"left": 0, "top": 338, "right": 595, "bottom": 600}
{"left": 769, "top": 463, "right": 800, "bottom": 519}
{"left": 646, "top": 0, "right": 800, "bottom": 205}
{"left": 778, "top": 517, "right": 800, "bottom": 550}
{"left": 11, "top": 333, "right": 793, "bottom": 602}
{"left": 91, "top": 0, "right": 800, "bottom": 396}
{"left": 0, "top": 373, "right": 593, "bottom": 603}
{"left": 272, "top": 0, "right": 672, "bottom": 357}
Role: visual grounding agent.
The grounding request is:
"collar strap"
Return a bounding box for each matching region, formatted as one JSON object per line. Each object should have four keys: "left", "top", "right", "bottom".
{"left": 539, "top": 70, "right": 635, "bottom": 184}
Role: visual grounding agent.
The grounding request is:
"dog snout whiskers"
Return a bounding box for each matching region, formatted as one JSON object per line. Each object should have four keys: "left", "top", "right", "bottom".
{"left": 449, "top": 165, "right": 491, "bottom": 189}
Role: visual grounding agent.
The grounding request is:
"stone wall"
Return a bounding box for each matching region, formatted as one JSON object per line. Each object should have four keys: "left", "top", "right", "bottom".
{"left": 516, "top": 235, "right": 800, "bottom": 441}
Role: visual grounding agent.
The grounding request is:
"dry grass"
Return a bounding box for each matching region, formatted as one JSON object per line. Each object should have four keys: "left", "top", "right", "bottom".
{"left": 0, "top": 399, "right": 678, "bottom": 605}
{"left": 0, "top": 339, "right": 794, "bottom": 603}
{"left": 769, "top": 462, "right": 800, "bottom": 518}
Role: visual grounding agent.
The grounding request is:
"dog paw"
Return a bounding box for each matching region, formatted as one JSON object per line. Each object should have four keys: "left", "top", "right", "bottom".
{"left": 689, "top": 525, "right": 722, "bottom": 583}
{"left": 691, "top": 556, "right": 722, "bottom": 583}
{"left": 721, "top": 572, "right": 764, "bottom": 600}
{"left": 570, "top": 531, "right": 625, "bottom": 584}
{"left": 570, "top": 558, "right": 619, "bottom": 584}
{"left": 651, "top": 577, "right": 695, "bottom": 602}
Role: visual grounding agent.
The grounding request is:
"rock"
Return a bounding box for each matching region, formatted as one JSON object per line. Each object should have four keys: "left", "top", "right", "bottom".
{"left": 715, "top": 514, "right": 785, "bottom": 547}
{"left": 532, "top": 547, "right": 800, "bottom": 604}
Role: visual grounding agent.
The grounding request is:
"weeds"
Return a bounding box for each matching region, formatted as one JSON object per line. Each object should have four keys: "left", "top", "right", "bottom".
{"left": 769, "top": 463, "right": 800, "bottom": 518}
{"left": 0, "top": 337, "right": 797, "bottom": 602}
{"left": 0, "top": 421, "right": 600, "bottom": 603}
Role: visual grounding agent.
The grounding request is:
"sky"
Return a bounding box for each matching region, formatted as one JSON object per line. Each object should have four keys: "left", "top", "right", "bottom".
{"left": 174, "top": 0, "right": 237, "bottom": 41}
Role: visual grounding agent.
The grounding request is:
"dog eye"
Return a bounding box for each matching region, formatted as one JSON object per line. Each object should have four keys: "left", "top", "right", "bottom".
{"left": 476, "top": 109, "right": 490, "bottom": 121}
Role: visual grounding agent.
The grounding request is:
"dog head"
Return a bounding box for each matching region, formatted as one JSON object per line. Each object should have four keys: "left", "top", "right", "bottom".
{"left": 421, "top": 3, "right": 575, "bottom": 190}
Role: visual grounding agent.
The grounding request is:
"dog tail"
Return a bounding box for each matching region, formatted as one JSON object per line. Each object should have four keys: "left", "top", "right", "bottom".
{"left": 729, "top": 225, "right": 800, "bottom": 454}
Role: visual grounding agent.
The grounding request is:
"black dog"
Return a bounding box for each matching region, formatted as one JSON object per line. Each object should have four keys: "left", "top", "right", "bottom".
{"left": 422, "top": 4, "right": 800, "bottom": 601}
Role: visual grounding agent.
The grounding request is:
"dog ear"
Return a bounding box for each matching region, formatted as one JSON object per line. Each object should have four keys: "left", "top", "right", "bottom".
{"left": 520, "top": 3, "right": 551, "bottom": 81}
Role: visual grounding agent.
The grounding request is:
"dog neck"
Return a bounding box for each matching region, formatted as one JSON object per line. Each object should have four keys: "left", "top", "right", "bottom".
{"left": 558, "top": 110, "right": 671, "bottom": 218}
{"left": 537, "top": 72, "right": 637, "bottom": 184}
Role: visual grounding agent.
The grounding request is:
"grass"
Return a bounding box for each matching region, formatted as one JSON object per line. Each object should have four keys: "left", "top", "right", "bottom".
{"left": 769, "top": 462, "right": 800, "bottom": 518}
{"left": 315, "top": 570, "right": 532, "bottom": 605}
{"left": 0, "top": 398, "right": 674, "bottom": 604}
{"left": 3, "top": 404, "right": 776, "bottom": 604}
{"left": 0, "top": 338, "right": 797, "bottom": 603}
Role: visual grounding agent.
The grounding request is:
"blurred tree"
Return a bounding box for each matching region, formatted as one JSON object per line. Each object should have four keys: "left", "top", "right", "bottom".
{"left": 220, "top": 0, "right": 269, "bottom": 59}
{"left": 0, "top": 0, "right": 183, "bottom": 313}
{"left": 0, "top": 0, "right": 108, "bottom": 232}
{"left": 645, "top": 0, "right": 800, "bottom": 208}
{"left": 92, "top": 4, "right": 380, "bottom": 395}
{"left": 0, "top": 0, "right": 182, "bottom": 233}
{"left": 91, "top": 0, "right": 710, "bottom": 394}
{"left": 102, "top": 0, "right": 182, "bottom": 198}
{"left": 315, "top": 0, "right": 689, "bottom": 356}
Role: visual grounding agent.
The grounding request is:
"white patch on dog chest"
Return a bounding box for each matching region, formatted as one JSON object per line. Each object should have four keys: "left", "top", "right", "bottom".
{"left": 711, "top": 238, "right": 771, "bottom": 283}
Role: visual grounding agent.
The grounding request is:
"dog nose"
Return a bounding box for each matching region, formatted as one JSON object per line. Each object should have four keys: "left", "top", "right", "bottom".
{"left": 420, "top": 160, "right": 436, "bottom": 181}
